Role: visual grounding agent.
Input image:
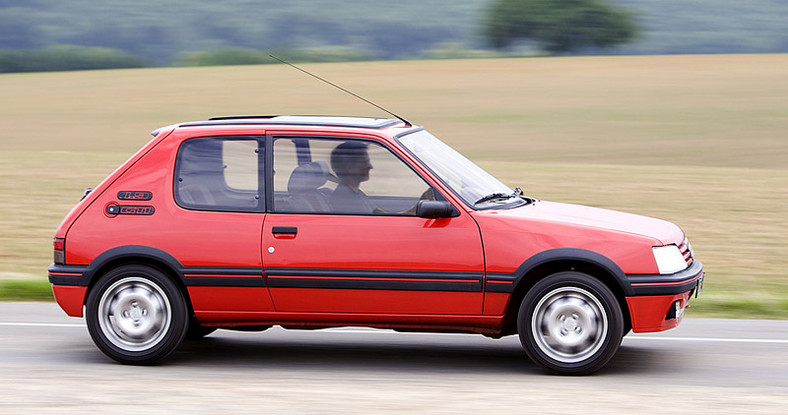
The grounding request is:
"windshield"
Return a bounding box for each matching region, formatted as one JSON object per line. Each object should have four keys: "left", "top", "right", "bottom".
{"left": 398, "top": 130, "right": 526, "bottom": 208}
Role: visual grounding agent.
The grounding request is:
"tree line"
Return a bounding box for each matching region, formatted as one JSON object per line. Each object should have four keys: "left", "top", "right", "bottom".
{"left": 1, "top": 0, "right": 786, "bottom": 73}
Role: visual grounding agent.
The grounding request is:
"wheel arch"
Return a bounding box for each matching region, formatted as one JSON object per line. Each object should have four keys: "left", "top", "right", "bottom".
{"left": 82, "top": 246, "right": 192, "bottom": 311}
{"left": 499, "top": 248, "right": 633, "bottom": 336}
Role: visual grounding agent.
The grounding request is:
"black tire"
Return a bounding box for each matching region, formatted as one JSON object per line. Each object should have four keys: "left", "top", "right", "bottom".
{"left": 85, "top": 264, "right": 188, "bottom": 364}
{"left": 518, "top": 271, "right": 624, "bottom": 375}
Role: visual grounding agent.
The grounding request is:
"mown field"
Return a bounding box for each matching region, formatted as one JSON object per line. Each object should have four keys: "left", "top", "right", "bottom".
{"left": 1, "top": 55, "right": 786, "bottom": 318}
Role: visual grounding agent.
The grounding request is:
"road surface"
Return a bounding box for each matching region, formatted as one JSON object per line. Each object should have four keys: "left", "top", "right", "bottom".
{"left": 1, "top": 302, "right": 787, "bottom": 414}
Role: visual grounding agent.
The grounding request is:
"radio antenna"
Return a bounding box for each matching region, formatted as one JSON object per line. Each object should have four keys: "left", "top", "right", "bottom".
{"left": 269, "top": 54, "right": 412, "bottom": 127}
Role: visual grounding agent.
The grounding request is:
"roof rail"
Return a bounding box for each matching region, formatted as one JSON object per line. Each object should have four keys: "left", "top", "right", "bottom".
{"left": 179, "top": 116, "right": 403, "bottom": 130}
{"left": 209, "top": 115, "right": 277, "bottom": 121}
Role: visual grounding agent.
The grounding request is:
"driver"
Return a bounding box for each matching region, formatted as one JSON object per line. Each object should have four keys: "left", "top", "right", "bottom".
{"left": 329, "top": 142, "right": 377, "bottom": 213}
{"left": 329, "top": 141, "right": 436, "bottom": 214}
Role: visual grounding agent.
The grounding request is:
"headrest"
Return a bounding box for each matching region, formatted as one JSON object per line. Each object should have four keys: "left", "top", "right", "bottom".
{"left": 287, "top": 160, "right": 330, "bottom": 193}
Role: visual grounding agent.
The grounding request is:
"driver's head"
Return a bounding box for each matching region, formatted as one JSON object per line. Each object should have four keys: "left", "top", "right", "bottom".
{"left": 331, "top": 142, "right": 372, "bottom": 184}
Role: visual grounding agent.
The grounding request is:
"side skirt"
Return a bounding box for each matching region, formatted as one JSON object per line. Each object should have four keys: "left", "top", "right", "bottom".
{"left": 193, "top": 311, "right": 506, "bottom": 337}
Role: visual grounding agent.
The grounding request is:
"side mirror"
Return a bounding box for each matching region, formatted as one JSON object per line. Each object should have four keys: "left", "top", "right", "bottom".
{"left": 416, "top": 200, "right": 458, "bottom": 219}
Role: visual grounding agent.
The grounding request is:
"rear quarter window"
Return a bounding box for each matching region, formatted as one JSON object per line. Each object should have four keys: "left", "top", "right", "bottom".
{"left": 174, "top": 137, "right": 263, "bottom": 212}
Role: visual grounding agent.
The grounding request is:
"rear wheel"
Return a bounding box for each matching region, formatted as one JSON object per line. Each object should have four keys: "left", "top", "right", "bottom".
{"left": 86, "top": 265, "right": 188, "bottom": 364}
{"left": 518, "top": 271, "right": 623, "bottom": 375}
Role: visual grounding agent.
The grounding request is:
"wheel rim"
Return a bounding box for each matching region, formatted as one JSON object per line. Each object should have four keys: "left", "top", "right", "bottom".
{"left": 97, "top": 276, "right": 172, "bottom": 352}
{"left": 531, "top": 286, "right": 608, "bottom": 363}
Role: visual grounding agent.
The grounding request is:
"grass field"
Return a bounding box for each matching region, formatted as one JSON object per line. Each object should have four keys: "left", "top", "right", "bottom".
{"left": 1, "top": 55, "right": 786, "bottom": 318}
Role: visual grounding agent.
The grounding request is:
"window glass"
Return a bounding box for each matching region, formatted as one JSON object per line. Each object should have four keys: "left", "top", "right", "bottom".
{"left": 273, "top": 137, "right": 434, "bottom": 215}
{"left": 174, "top": 137, "right": 262, "bottom": 212}
{"left": 223, "top": 140, "right": 259, "bottom": 191}
{"left": 399, "top": 130, "right": 524, "bottom": 209}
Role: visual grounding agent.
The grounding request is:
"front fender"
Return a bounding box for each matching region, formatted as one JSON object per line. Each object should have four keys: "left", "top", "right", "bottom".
{"left": 485, "top": 248, "right": 633, "bottom": 296}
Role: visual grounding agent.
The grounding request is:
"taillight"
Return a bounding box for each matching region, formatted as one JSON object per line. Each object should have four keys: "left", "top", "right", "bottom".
{"left": 53, "top": 238, "right": 65, "bottom": 265}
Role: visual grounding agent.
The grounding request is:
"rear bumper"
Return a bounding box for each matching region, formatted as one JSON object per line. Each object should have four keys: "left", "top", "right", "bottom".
{"left": 48, "top": 263, "right": 89, "bottom": 285}
{"left": 52, "top": 285, "right": 87, "bottom": 317}
{"left": 625, "top": 261, "right": 704, "bottom": 333}
{"left": 49, "top": 263, "right": 89, "bottom": 317}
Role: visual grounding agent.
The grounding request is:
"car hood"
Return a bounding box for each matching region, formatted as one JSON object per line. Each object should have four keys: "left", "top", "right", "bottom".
{"left": 484, "top": 200, "right": 685, "bottom": 246}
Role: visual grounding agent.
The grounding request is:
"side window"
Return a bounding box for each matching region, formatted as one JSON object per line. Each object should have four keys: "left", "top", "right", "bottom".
{"left": 174, "top": 137, "right": 263, "bottom": 212}
{"left": 273, "top": 137, "right": 436, "bottom": 215}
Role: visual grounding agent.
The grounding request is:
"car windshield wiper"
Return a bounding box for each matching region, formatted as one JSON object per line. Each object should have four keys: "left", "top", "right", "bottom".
{"left": 474, "top": 187, "right": 532, "bottom": 206}
{"left": 474, "top": 192, "right": 516, "bottom": 205}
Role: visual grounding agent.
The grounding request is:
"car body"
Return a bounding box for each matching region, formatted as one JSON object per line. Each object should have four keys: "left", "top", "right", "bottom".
{"left": 48, "top": 115, "right": 703, "bottom": 374}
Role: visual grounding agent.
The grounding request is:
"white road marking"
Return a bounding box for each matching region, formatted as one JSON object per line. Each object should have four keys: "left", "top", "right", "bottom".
{"left": 0, "top": 322, "right": 83, "bottom": 328}
{"left": 627, "top": 336, "right": 788, "bottom": 344}
{"left": 2, "top": 322, "right": 787, "bottom": 344}
{"left": 322, "top": 327, "right": 788, "bottom": 343}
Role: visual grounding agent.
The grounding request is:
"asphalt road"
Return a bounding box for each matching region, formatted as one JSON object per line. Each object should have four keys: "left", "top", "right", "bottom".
{"left": 1, "top": 302, "right": 787, "bottom": 414}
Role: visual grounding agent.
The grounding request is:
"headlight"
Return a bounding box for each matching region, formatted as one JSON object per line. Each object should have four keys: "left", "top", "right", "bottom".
{"left": 652, "top": 245, "right": 687, "bottom": 274}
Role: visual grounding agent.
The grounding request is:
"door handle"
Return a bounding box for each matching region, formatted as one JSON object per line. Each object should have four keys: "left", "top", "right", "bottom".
{"left": 272, "top": 226, "right": 298, "bottom": 235}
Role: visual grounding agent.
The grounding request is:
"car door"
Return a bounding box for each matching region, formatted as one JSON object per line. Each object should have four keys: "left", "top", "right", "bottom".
{"left": 262, "top": 135, "right": 485, "bottom": 315}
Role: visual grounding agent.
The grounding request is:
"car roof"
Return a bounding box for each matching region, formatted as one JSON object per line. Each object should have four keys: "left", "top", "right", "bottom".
{"left": 177, "top": 115, "right": 403, "bottom": 130}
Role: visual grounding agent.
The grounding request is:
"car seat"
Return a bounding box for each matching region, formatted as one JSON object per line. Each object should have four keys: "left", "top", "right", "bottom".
{"left": 286, "top": 161, "right": 332, "bottom": 212}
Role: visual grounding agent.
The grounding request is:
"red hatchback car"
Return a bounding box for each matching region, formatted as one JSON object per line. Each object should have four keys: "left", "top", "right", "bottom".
{"left": 49, "top": 116, "right": 703, "bottom": 374}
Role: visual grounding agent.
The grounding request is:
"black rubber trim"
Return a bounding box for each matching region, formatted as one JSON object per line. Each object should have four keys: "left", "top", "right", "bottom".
{"left": 627, "top": 260, "right": 704, "bottom": 296}
{"left": 484, "top": 248, "right": 633, "bottom": 296}
{"left": 265, "top": 268, "right": 483, "bottom": 292}
{"left": 182, "top": 266, "right": 265, "bottom": 287}
{"left": 80, "top": 246, "right": 185, "bottom": 286}
{"left": 485, "top": 274, "right": 519, "bottom": 293}
{"left": 182, "top": 266, "right": 262, "bottom": 276}
{"left": 48, "top": 264, "right": 89, "bottom": 286}
{"left": 183, "top": 276, "right": 266, "bottom": 287}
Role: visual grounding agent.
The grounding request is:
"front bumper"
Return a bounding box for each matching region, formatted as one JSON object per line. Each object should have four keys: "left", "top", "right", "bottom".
{"left": 627, "top": 260, "right": 704, "bottom": 296}
{"left": 625, "top": 260, "right": 704, "bottom": 333}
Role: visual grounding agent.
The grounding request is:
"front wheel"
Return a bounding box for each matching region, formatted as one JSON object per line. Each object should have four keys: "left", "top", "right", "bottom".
{"left": 85, "top": 265, "right": 188, "bottom": 364}
{"left": 518, "top": 272, "right": 624, "bottom": 375}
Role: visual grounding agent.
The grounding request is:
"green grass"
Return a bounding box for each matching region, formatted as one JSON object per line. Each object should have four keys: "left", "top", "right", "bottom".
{"left": 0, "top": 280, "right": 53, "bottom": 301}
{"left": 1, "top": 55, "right": 786, "bottom": 317}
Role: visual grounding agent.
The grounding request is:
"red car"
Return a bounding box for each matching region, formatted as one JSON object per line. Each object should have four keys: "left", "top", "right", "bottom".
{"left": 49, "top": 116, "right": 703, "bottom": 374}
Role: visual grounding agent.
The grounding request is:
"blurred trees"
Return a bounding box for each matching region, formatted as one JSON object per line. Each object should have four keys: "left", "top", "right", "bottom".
{"left": 0, "top": 46, "right": 145, "bottom": 72}
{"left": 175, "top": 47, "right": 369, "bottom": 66}
{"left": 0, "top": 0, "right": 786, "bottom": 72}
{"left": 0, "top": 0, "right": 482, "bottom": 65}
{"left": 483, "top": 0, "right": 638, "bottom": 53}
